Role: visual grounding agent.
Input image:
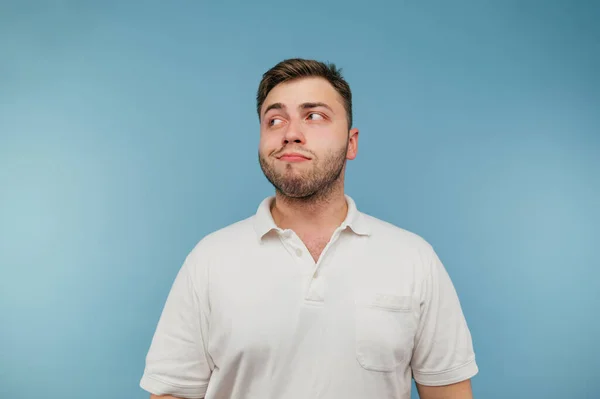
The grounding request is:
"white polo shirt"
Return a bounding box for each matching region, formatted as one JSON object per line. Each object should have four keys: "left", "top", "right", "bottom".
{"left": 140, "top": 196, "right": 478, "bottom": 399}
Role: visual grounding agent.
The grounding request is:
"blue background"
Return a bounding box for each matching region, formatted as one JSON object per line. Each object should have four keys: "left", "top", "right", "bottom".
{"left": 1, "top": 1, "right": 598, "bottom": 398}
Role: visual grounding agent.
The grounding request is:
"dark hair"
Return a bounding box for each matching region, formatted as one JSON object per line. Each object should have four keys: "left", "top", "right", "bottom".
{"left": 256, "top": 58, "right": 353, "bottom": 128}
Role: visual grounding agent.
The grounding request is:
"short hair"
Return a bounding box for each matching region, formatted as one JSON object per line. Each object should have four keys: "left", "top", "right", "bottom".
{"left": 256, "top": 58, "right": 353, "bottom": 128}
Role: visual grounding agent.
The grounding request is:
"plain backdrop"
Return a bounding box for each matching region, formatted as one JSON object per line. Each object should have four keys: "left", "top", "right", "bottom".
{"left": 1, "top": 1, "right": 599, "bottom": 398}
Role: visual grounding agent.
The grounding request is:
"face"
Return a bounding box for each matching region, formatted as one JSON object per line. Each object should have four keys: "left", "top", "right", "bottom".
{"left": 258, "top": 77, "right": 359, "bottom": 199}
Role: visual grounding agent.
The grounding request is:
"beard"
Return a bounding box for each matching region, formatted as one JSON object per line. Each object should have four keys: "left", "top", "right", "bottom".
{"left": 259, "top": 140, "right": 348, "bottom": 199}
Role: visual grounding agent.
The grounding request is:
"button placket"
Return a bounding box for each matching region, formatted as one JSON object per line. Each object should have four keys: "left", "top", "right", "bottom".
{"left": 305, "top": 272, "right": 325, "bottom": 302}
{"left": 314, "top": 228, "right": 343, "bottom": 269}
{"left": 303, "top": 228, "right": 345, "bottom": 302}
{"left": 279, "top": 230, "right": 310, "bottom": 264}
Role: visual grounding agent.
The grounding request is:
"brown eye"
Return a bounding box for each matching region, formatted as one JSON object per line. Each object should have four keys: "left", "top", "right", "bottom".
{"left": 269, "top": 118, "right": 283, "bottom": 126}
{"left": 307, "top": 113, "right": 324, "bottom": 121}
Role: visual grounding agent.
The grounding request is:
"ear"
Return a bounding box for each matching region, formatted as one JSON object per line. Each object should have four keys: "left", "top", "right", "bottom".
{"left": 346, "top": 128, "right": 359, "bottom": 160}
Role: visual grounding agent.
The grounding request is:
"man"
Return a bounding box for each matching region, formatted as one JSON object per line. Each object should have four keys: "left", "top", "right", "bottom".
{"left": 140, "top": 58, "right": 478, "bottom": 399}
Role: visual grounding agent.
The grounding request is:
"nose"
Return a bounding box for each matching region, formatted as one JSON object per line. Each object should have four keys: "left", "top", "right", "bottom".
{"left": 282, "top": 119, "right": 306, "bottom": 146}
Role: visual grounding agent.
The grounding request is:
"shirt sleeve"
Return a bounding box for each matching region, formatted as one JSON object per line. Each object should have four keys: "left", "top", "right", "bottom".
{"left": 140, "top": 252, "right": 213, "bottom": 398}
{"left": 410, "top": 247, "right": 479, "bottom": 386}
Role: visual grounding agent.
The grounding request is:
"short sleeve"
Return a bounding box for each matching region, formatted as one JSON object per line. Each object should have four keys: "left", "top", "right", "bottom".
{"left": 410, "top": 248, "right": 478, "bottom": 386}
{"left": 140, "top": 254, "right": 213, "bottom": 398}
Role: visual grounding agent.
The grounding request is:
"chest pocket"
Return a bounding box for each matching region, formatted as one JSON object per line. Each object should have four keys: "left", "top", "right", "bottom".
{"left": 355, "top": 293, "right": 417, "bottom": 372}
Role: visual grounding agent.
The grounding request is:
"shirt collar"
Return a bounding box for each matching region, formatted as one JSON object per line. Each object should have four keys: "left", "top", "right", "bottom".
{"left": 252, "top": 194, "right": 371, "bottom": 241}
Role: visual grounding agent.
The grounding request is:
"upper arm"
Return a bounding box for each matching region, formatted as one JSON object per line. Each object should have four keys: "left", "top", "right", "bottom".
{"left": 410, "top": 247, "right": 479, "bottom": 386}
{"left": 140, "top": 248, "right": 213, "bottom": 398}
{"left": 416, "top": 379, "right": 473, "bottom": 399}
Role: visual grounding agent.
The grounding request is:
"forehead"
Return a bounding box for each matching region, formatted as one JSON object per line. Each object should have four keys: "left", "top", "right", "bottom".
{"left": 262, "top": 77, "right": 344, "bottom": 112}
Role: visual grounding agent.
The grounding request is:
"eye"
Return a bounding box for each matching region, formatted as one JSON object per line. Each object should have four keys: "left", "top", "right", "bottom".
{"left": 269, "top": 118, "right": 284, "bottom": 126}
{"left": 307, "top": 113, "right": 324, "bottom": 121}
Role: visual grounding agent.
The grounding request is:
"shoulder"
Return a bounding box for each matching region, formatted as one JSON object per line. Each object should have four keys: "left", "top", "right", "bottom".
{"left": 185, "top": 216, "right": 256, "bottom": 264}
{"left": 361, "top": 212, "right": 434, "bottom": 252}
{"left": 359, "top": 212, "right": 440, "bottom": 277}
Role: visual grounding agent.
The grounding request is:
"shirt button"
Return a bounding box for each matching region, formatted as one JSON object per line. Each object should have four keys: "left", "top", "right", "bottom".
{"left": 295, "top": 248, "right": 303, "bottom": 257}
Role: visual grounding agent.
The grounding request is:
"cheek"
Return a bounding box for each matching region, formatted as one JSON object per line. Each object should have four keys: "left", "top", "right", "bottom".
{"left": 309, "top": 133, "right": 342, "bottom": 152}
{"left": 259, "top": 132, "right": 280, "bottom": 152}
{"left": 258, "top": 139, "right": 276, "bottom": 158}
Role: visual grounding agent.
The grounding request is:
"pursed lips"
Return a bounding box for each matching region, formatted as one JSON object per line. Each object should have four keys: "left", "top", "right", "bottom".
{"left": 277, "top": 152, "right": 311, "bottom": 162}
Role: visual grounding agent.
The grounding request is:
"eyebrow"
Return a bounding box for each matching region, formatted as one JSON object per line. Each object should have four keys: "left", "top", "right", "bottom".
{"left": 262, "top": 102, "right": 334, "bottom": 118}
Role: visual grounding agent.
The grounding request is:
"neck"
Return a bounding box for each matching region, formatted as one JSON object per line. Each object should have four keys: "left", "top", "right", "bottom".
{"left": 270, "top": 182, "right": 348, "bottom": 236}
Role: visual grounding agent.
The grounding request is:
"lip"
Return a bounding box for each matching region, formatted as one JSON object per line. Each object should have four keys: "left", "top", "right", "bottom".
{"left": 278, "top": 153, "right": 311, "bottom": 162}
